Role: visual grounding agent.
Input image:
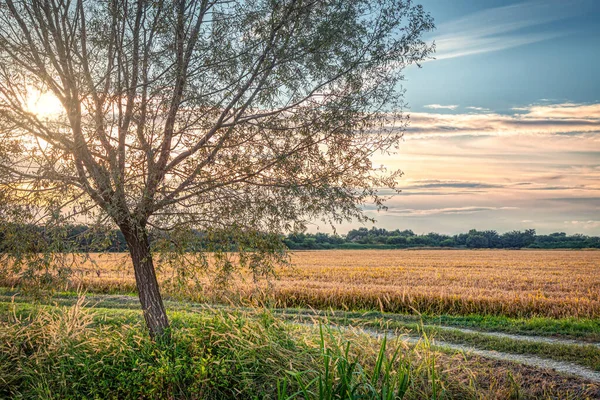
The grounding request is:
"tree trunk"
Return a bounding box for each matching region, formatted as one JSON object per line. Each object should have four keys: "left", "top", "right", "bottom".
{"left": 120, "top": 221, "right": 170, "bottom": 340}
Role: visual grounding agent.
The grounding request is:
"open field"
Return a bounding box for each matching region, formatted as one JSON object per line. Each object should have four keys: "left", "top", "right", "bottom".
{"left": 6, "top": 249, "right": 599, "bottom": 318}
{"left": 272, "top": 250, "right": 600, "bottom": 318}
{"left": 3, "top": 249, "right": 600, "bottom": 398}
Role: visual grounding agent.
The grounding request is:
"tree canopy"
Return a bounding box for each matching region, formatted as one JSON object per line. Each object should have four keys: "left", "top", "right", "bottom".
{"left": 0, "top": 0, "right": 434, "bottom": 338}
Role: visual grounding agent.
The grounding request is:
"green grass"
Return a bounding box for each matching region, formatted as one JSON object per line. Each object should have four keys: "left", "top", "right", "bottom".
{"left": 3, "top": 287, "right": 598, "bottom": 342}
{"left": 0, "top": 297, "right": 453, "bottom": 399}
{"left": 274, "top": 308, "right": 600, "bottom": 342}
{"left": 2, "top": 291, "right": 600, "bottom": 399}
{"left": 430, "top": 328, "right": 600, "bottom": 371}
{"left": 359, "top": 317, "right": 600, "bottom": 371}
{"left": 278, "top": 312, "right": 600, "bottom": 372}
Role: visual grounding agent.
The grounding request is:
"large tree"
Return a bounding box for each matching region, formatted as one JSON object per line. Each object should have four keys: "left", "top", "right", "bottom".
{"left": 0, "top": 0, "right": 434, "bottom": 338}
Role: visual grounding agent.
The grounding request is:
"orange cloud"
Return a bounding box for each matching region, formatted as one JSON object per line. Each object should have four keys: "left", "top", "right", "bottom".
{"left": 403, "top": 102, "right": 600, "bottom": 138}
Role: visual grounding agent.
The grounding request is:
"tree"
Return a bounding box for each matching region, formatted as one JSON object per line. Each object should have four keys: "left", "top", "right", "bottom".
{"left": 466, "top": 234, "right": 488, "bottom": 249}
{"left": 0, "top": 0, "right": 434, "bottom": 338}
{"left": 501, "top": 229, "right": 536, "bottom": 249}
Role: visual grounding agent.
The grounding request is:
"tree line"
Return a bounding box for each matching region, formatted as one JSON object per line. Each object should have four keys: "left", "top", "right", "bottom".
{"left": 284, "top": 227, "right": 600, "bottom": 250}
{"left": 2, "top": 224, "right": 599, "bottom": 252}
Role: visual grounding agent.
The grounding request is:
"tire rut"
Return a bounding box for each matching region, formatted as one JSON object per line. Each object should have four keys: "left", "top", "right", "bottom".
{"left": 280, "top": 310, "right": 600, "bottom": 349}
{"left": 434, "top": 324, "right": 600, "bottom": 349}
{"left": 293, "top": 322, "right": 600, "bottom": 383}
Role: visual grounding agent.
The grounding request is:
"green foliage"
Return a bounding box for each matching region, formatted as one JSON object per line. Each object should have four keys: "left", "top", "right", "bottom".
{"left": 3, "top": 294, "right": 600, "bottom": 399}
{"left": 0, "top": 299, "right": 422, "bottom": 400}
{"left": 0, "top": 302, "right": 312, "bottom": 399}
{"left": 283, "top": 227, "right": 600, "bottom": 250}
{"left": 279, "top": 325, "right": 411, "bottom": 400}
{"left": 466, "top": 235, "right": 488, "bottom": 249}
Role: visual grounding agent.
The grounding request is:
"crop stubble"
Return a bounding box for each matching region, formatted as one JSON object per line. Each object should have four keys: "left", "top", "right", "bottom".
{"left": 6, "top": 250, "right": 599, "bottom": 318}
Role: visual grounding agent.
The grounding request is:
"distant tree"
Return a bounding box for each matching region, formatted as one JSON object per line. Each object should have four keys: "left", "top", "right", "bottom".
{"left": 453, "top": 233, "right": 469, "bottom": 246}
{"left": 407, "top": 236, "right": 431, "bottom": 246}
{"left": 440, "top": 238, "right": 455, "bottom": 247}
{"left": 426, "top": 232, "right": 448, "bottom": 246}
{"left": 386, "top": 236, "right": 407, "bottom": 245}
{"left": 0, "top": 0, "right": 434, "bottom": 338}
{"left": 466, "top": 234, "right": 488, "bottom": 249}
{"left": 347, "top": 227, "right": 369, "bottom": 242}
{"left": 501, "top": 229, "right": 536, "bottom": 249}
{"left": 481, "top": 230, "right": 501, "bottom": 248}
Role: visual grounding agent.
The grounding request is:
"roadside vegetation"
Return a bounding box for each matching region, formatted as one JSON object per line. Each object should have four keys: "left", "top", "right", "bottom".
{"left": 2, "top": 296, "right": 599, "bottom": 399}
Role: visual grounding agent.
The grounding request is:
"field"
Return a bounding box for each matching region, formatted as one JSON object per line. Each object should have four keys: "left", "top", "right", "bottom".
{"left": 2, "top": 249, "right": 600, "bottom": 398}
{"left": 15, "top": 249, "right": 599, "bottom": 318}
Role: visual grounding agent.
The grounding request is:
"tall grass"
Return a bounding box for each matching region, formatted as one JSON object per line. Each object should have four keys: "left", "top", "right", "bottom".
{"left": 2, "top": 297, "right": 599, "bottom": 399}
{"left": 278, "top": 325, "right": 411, "bottom": 399}
{"left": 0, "top": 297, "right": 435, "bottom": 399}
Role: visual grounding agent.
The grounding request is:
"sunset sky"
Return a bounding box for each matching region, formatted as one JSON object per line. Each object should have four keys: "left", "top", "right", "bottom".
{"left": 330, "top": 0, "right": 600, "bottom": 235}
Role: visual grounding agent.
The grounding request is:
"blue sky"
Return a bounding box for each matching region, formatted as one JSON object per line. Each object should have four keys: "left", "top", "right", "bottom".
{"left": 318, "top": 0, "right": 600, "bottom": 235}
{"left": 404, "top": 0, "right": 600, "bottom": 112}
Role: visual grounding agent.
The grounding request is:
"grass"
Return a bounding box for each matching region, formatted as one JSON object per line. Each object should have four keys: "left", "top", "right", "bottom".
{"left": 297, "top": 314, "right": 600, "bottom": 371}
{"left": 3, "top": 249, "right": 600, "bottom": 398}
{"left": 3, "top": 288, "right": 599, "bottom": 341}
{"left": 274, "top": 308, "right": 600, "bottom": 342}
{"left": 4, "top": 289, "right": 600, "bottom": 374}
{"left": 1, "top": 298, "right": 413, "bottom": 399}
{"left": 2, "top": 296, "right": 600, "bottom": 399}
{"left": 431, "top": 328, "right": 600, "bottom": 371}
{"left": 274, "top": 309, "right": 600, "bottom": 372}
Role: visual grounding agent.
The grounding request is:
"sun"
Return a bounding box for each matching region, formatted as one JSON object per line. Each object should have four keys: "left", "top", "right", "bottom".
{"left": 26, "top": 89, "right": 63, "bottom": 117}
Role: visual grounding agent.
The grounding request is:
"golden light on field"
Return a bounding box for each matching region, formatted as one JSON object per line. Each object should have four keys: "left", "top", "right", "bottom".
{"left": 8, "top": 249, "right": 598, "bottom": 319}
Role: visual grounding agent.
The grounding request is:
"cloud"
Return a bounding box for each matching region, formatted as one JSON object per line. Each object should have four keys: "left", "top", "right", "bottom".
{"left": 565, "top": 220, "right": 600, "bottom": 229}
{"left": 515, "top": 103, "right": 600, "bottom": 119}
{"left": 403, "top": 102, "right": 600, "bottom": 138}
{"left": 386, "top": 206, "right": 518, "bottom": 216}
{"left": 431, "top": 0, "right": 593, "bottom": 60}
{"left": 547, "top": 197, "right": 600, "bottom": 204}
{"left": 400, "top": 179, "right": 503, "bottom": 190}
{"left": 423, "top": 104, "right": 459, "bottom": 110}
{"left": 362, "top": 100, "right": 600, "bottom": 235}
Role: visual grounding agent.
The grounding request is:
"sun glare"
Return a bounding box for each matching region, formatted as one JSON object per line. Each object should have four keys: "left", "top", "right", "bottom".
{"left": 26, "top": 89, "right": 63, "bottom": 117}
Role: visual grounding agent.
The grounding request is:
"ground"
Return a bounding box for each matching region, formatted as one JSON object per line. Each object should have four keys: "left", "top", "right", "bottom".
{"left": 1, "top": 249, "right": 599, "bottom": 399}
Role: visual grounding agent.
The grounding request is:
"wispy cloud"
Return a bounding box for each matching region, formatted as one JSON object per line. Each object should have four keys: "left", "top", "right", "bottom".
{"left": 466, "top": 106, "right": 490, "bottom": 112}
{"left": 565, "top": 220, "right": 600, "bottom": 230}
{"left": 424, "top": 104, "right": 459, "bottom": 110}
{"left": 387, "top": 206, "right": 518, "bottom": 217}
{"left": 400, "top": 179, "right": 503, "bottom": 190}
{"left": 432, "top": 0, "right": 593, "bottom": 60}
{"left": 365, "top": 99, "right": 600, "bottom": 234}
{"left": 404, "top": 102, "right": 600, "bottom": 138}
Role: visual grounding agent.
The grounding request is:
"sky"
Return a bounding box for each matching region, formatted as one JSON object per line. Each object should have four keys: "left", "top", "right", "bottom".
{"left": 320, "top": 0, "right": 600, "bottom": 235}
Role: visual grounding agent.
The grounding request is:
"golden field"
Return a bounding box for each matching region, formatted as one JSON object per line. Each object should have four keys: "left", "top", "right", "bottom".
{"left": 5, "top": 249, "right": 600, "bottom": 318}
{"left": 273, "top": 250, "right": 600, "bottom": 318}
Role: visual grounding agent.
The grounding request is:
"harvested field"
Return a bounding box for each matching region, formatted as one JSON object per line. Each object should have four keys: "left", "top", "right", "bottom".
{"left": 271, "top": 249, "right": 600, "bottom": 318}
{"left": 4, "top": 249, "right": 599, "bottom": 318}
